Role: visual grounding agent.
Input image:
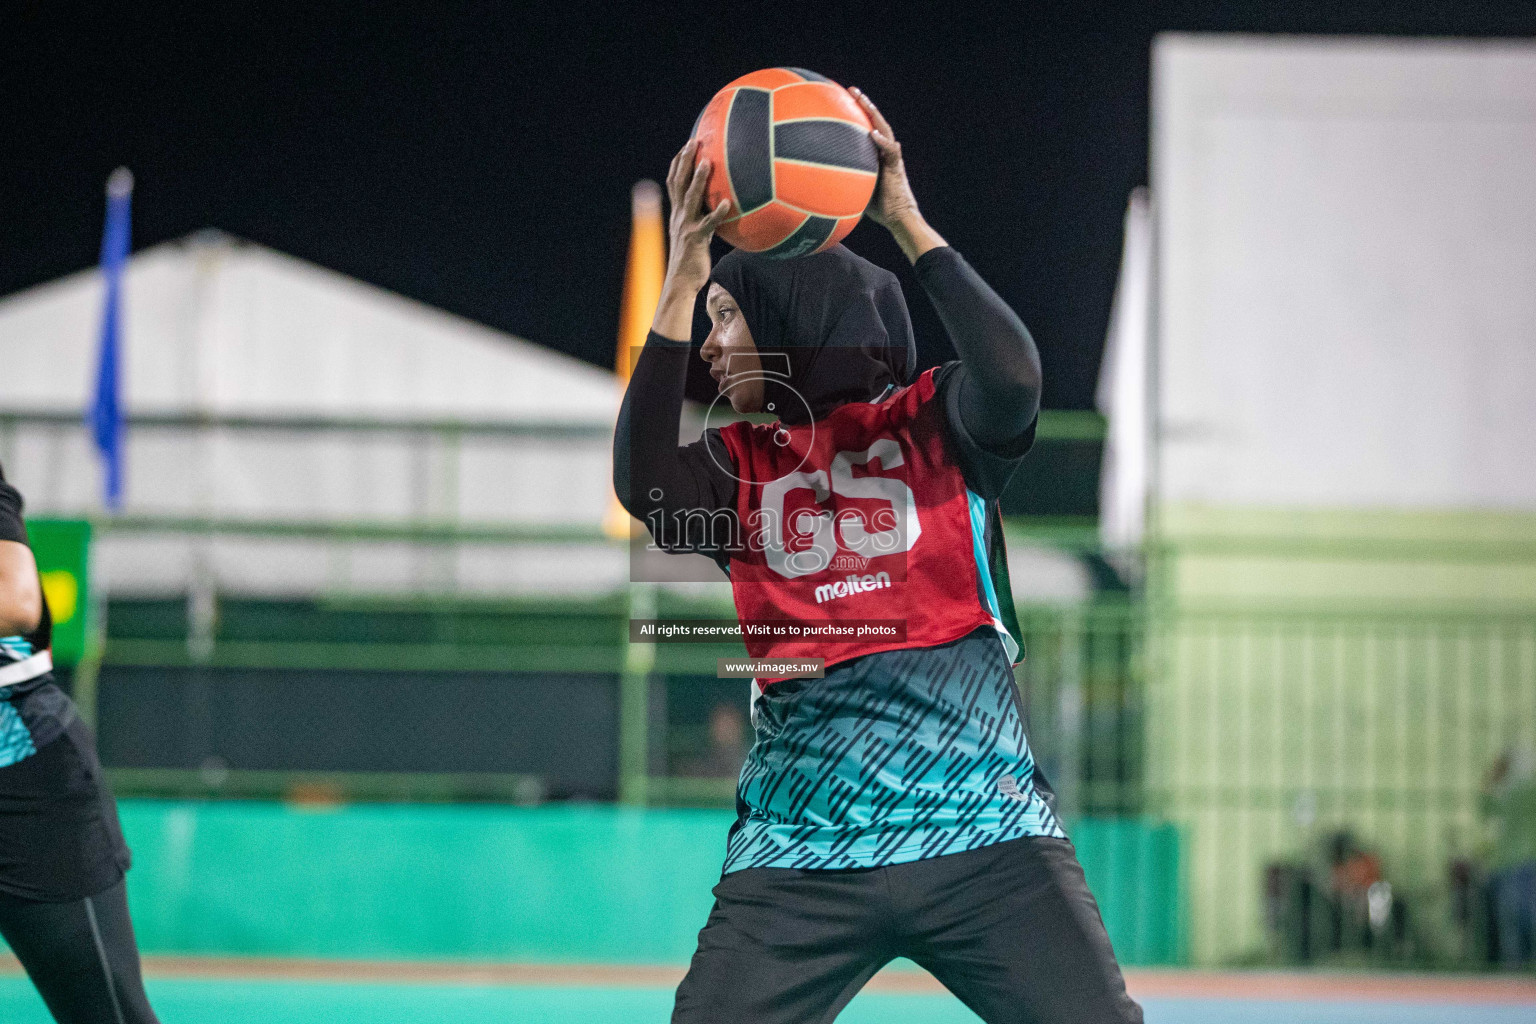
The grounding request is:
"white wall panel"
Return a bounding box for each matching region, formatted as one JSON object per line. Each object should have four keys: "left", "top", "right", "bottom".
{"left": 1154, "top": 36, "right": 1536, "bottom": 509}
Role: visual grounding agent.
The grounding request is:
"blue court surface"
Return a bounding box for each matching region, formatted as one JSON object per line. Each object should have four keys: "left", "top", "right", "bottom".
{"left": 2, "top": 975, "right": 1533, "bottom": 1023}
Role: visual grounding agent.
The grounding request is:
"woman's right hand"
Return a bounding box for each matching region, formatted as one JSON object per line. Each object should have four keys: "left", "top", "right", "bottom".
{"left": 653, "top": 139, "right": 731, "bottom": 339}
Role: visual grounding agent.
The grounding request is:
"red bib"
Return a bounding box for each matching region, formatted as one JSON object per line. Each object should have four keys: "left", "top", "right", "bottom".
{"left": 718, "top": 367, "right": 998, "bottom": 680}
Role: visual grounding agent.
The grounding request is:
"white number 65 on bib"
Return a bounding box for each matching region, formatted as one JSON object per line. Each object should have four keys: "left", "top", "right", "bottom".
{"left": 758, "top": 439, "right": 922, "bottom": 580}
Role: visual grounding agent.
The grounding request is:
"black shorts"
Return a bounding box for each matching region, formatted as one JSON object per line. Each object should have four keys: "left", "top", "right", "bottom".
{"left": 0, "top": 688, "right": 130, "bottom": 902}
{"left": 673, "top": 835, "right": 1143, "bottom": 1024}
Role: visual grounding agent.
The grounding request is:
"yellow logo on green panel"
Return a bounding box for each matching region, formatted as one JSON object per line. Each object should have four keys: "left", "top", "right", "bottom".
{"left": 39, "top": 570, "right": 78, "bottom": 625}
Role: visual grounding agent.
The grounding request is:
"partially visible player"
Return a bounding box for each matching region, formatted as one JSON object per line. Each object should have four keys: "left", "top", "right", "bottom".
{"left": 0, "top": 462, "right": 159, "bottom": 1023}
{"left": 615, "top": 93, "right": 1142, "bottom": 1023}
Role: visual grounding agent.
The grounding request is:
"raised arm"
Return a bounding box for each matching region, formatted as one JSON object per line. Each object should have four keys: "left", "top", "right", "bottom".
{"left": 852, "top": 89, "right": 1043, "bottom": 452}
{"left": 613, "top": 141, "right": 737, "bottom": 542}
{"left": 0, "top": 468, "right": 42, "bottom": 636}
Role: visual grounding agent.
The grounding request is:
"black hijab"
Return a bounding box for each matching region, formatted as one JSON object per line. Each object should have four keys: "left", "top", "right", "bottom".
{"left": 702, "top": 245, "right": 917, "bottom": 425}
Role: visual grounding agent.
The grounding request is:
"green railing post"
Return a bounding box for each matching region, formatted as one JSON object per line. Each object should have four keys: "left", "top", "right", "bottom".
{"left": 619, "top": 582, "right": 656, "bottom": 806}
{"left": 71, "top": 640, "right": 103, "bottom": 733}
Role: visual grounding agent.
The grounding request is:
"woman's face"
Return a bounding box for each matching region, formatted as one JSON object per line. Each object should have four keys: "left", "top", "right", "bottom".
{"left": 700, "top": 283, "right": 764, "bottom": 414}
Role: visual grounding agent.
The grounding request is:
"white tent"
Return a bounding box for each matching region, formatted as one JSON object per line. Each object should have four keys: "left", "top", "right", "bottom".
{"left": 0, "top": 231, "right": 626, "bottom": 597}
{"left": 1, "top": 230, "right": 620, "bottom": 424}
{"left": 1096, "top": 189, "right": 1152, "bottom": 557}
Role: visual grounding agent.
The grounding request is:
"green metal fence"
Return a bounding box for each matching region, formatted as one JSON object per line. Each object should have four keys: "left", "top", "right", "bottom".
{"left": 983, "top": 584, "right": 1536, "bottom": 970}
{"left": 23, "top": 495, "right": 1532, "bottom": 971}
{"left": 1143, "top": 507, "right": 1536, "bottom": 967}
{"left": 1015, "top": 601, "right": 1145, "bottom": 818}
{"left": 80, "top": 588, "right": 1536, "bottom": 970}
{"left": 1146, "top": 604, "right": 1536, "bottom": 967}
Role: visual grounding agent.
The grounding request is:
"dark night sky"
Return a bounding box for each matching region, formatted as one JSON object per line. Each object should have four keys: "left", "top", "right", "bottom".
{"left": 4, "top": 3, "right": 1534, "bottom": 411}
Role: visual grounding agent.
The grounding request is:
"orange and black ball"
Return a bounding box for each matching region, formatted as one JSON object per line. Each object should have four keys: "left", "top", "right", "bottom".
{"left": 692, "top": 68, "right": 878, "bottom": 258}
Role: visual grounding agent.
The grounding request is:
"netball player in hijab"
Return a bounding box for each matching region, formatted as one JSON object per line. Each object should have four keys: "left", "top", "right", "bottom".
{"left": 0, "top": 464, "right": 158, "bottom": 1023}
{"left": 615, "top": 93, "right": 1141, "bottom": 1024}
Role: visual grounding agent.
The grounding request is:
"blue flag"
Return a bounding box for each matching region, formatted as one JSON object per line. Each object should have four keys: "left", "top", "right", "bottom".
{"left": 89, "top": 167, "right": 132, "bottom": 511}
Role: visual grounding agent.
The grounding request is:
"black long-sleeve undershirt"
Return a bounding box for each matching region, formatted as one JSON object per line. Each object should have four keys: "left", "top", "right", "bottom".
{"left": 0, "top": 461, "right": 27, "bottom": 545}
{"left": 613, "top": 335, "right": 738, "bottom": 547}
{"left": 612, "top": 246, "right": 1042, "bottom": 553}
{"left": 916, "top": 246, "right": 1042, "bottom": 451}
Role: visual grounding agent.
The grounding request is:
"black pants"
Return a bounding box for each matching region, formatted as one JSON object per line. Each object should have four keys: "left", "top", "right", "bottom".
{"left": 673, "top": 836, "right": 1142, "bottom": 1024}
{"left": 0, "top": 879, "right": 159, "bottom": 1024}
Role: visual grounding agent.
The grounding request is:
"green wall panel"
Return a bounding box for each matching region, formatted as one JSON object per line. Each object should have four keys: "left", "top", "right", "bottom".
{"left": 104, "top": 801, "right": 1184, "bottom": 966}
{"left": 25, "top": 519, "right": 91, "bottom": 665}
{"left": 119, "top": 801, "right": 729, "bottom": 963}
{"left": 1072, "top": 818, "right": 1184, "bottom": 966}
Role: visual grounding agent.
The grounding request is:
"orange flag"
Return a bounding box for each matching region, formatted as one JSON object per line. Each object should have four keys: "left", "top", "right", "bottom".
{"left": 616, "top": 180, "right": 665, "bottom": 381}
{"left": 606, "top": 181, "right": 666, "bottom": 538}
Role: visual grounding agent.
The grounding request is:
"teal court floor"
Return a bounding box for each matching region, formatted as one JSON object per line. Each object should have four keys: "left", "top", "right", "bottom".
{"left": 2, "top": 972, "right": 1534, "bottom": 1024}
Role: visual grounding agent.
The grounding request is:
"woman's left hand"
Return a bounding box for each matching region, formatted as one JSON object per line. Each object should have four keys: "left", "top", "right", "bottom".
{"left": 851, "top": 88, "right": 946, "bottom": 263}
{"left": 851, "top": 88, "right": 920, "bottom": 230}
